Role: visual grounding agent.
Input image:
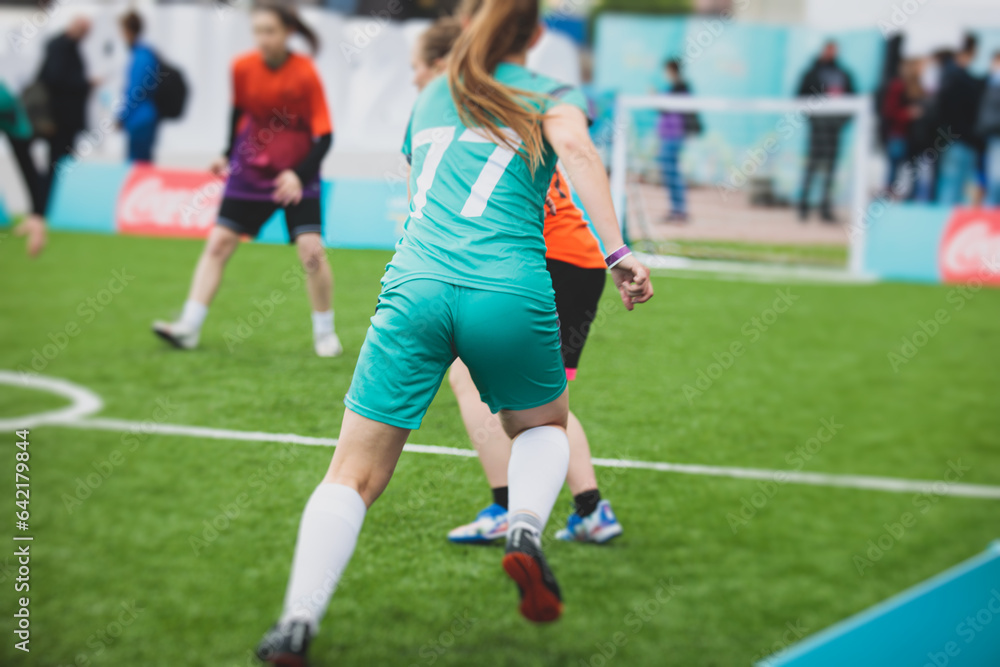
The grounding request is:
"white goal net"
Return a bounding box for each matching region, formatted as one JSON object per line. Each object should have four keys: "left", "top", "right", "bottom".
{"left": 608, "top": 94, "right": 874, "bottom": 277}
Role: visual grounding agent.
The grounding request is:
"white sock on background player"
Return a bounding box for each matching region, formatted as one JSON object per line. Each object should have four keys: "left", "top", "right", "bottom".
{"left": 312, "top": 310, "right": 335, "bottom": 338}
{"left": 507, "top": 426, "right": 569, "bottom": 533}
{"left": 180, "top": 300, "right": 208, "bottom": 332}
{"left": 312, "top": 311, "right": 342, "bottom": 357}
{"left": 279, "top": 483, "right": 366, "bottom": 633}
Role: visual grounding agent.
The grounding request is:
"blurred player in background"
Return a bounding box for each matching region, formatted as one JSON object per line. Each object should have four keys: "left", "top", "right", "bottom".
{"left": 409, "top": 16, "right": 462, "bottom": 90}
{"left": 152, "top": 3, "right": 342, "bottom": 357}
{"left": 0, "top": 81, "right": 47, "bottom": 257}
{"left": 255, "top": 1, "right": 652, "bottom": 663}
{"left": 410, "top": 12, "right": 624, "bottom": 546}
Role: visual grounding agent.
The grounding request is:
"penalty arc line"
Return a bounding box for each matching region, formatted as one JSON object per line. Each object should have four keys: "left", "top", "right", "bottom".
{"left": 3, "top": 370, "right": 1000, "bottom": 500}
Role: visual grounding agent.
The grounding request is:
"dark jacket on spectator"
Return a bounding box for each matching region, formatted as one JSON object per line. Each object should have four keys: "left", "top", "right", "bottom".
{"left": 936, "top": 63, "right": 985, "bottom": 148}
{"left": 798, "top": 58, "right": 856, "bottom": 101}
{"left": 976, "top": 74, "right": 1000, "bottom": 139}
{"left": 39, "top": 33, "right": 90, "bottom": 135}
{"left": 797, "top": 58, "right": 856, "bottom": 159}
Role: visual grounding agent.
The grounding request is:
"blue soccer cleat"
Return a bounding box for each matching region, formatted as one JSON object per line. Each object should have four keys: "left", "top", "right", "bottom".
{"left": 555, "top": 500, "right": 623, "bottom": 544}
{"left": 448, "top": 504, "right": 508, "bottom": 544}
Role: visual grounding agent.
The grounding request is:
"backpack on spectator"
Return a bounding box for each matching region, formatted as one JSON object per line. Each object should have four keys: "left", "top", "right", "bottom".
{"left": 153, "top": 55, "right": 188, "bottom": 120}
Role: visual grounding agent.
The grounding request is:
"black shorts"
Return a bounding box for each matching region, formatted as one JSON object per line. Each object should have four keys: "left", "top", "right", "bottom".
{"left": 547, "top": 258, "right": 607, "bottom": 375}
{"left": 216, "top": 197, "right": 322, "bottom": 242}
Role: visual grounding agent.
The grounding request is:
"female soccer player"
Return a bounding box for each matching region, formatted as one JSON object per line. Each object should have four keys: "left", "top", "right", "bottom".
{"left": 256, "top": 1, "right": 653, "bottom": 662}
{"left": 448, "top": 166, "right": 624, "bottom": 546}
{"left": 152, "top": 4, "right": 342, "bottom": 357}
{"left": 410, "top": 16, "right": 461, "bottom": 90}
{"left": 411, "top": 15, "right": 624, "bottom": 545}
{"left": 0, "top": 81, "right": 47, "bottom": 257}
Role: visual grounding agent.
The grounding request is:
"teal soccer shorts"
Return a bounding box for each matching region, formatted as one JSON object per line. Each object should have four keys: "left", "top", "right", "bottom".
{"left": 345, "top": 279, "right": 568, "bottom": 430}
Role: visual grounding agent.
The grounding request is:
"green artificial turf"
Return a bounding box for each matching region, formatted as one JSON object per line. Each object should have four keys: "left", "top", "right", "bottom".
{"left": 1, "top": 232, "right": 998, "bottom": 666}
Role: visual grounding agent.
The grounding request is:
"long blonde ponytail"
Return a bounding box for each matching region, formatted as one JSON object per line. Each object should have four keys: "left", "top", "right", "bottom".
{"left": 447, "top": 0, "right": 546, "bottom": 173}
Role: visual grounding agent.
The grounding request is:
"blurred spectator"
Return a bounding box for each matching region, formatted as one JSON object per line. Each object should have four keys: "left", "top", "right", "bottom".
{"left": 797, "top": 40, "right": 855, "bottom": 223}
{"left": 921, "top": 49, "right": 953, "bottom": 98}
{"left": 935, "top": 34, "right": 985, "bottom": 205}
{"left": 0, "top": 81, "right": 46, "bottom": 256}
{"left": 657, "top": 58, "right": 693, "bottom": 223}
{"left": 882, "top": 59, "right": 923, "bottom": 195}
{"left": 38, "top": 16, "right": 94, "bottom": 210}
{"left": 978, "top": 51, "right": 1000, "bottom": 206}
{"left": 907, "top": 51, "right": 953, "bottom": 202}
{"left": 117, "top": 12, "right": 160, "bottom": 163}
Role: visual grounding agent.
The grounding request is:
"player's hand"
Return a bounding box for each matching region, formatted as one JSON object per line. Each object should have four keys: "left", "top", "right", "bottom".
{"left": 610, "top": 255, "right": 653, "bottom": 312}
{"left": 545, "top": 196, "right": 557, "bottom": 216}
{"left": 273, "top": 170, "right": 303, "bottom": 207}
{"left": 209, "top": 156, "right": 230, "bottom": 178}
{"left": 14, "top": 214, "right": 47, "bottom": 258}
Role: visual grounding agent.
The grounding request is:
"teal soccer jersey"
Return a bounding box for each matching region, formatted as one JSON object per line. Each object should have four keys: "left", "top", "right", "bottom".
{"left": 344, "top": 64, "right": 591, "bottom": 428}
{"left": 386, "top": 63, "right": 591, "bottom": 304}
{"left": 0, "top": 83, "right": 32, "bottom": 140}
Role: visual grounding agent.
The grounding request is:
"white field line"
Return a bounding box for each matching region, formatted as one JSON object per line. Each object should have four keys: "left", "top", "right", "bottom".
{"left": 4, "top": 372, "right": 1000, "bottom": 500}
{"left": 48, "top": 418, "right": 1000, "bottom": 499}
{"left": 60, "top": 417, "right": 482, "bottom": 460}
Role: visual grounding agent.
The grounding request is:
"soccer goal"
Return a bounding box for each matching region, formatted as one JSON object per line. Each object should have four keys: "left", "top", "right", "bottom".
{"left": 608, "top": 94, "right": 875, "bottom": 279}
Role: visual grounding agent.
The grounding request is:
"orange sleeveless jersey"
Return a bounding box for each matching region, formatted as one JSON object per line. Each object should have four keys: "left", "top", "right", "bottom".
{"left": 544, "top": 168, "right": 606, "bottom": 270}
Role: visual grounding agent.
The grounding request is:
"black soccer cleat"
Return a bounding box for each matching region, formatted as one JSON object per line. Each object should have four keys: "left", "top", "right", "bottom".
{"left": 502, "top": 525, "right": 563, "bottom": 623}
{"left": 256, "top": 620, "right": 311, "bottom": 667}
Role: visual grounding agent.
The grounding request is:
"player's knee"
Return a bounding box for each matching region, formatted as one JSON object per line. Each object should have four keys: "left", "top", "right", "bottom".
{"left": 501, "top": 398, "right": 570, "bottom": 439}
{"left": 205, "top": 234, "right": 238, "bottom": 261}
{"left": 297, "top": 241, "right": 327, "bottom": 275}
{"left": 504, "top": 420, "right": 566, "bottom": 442}
{"left": 323, "top": 470, "right": 382, "bottom": 508}
{"left": 325, "top": 476, "right": 382, "bottom": 507}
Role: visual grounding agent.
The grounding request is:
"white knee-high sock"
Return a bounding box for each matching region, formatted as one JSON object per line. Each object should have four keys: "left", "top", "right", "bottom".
{"left": 507, "top": 426, "right": 569, "bottom": 533}
{"left": 279, "top": 483, "right": 367, "bottom": 633}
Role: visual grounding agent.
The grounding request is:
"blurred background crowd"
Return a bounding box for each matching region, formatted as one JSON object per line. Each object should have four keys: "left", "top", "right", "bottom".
{"left": 1, "top": 0, "right": 999, "bottom": 259}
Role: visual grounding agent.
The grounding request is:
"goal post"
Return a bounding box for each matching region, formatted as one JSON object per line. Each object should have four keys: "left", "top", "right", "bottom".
{"left": 609, "top": 93, "right": 874, "bottom": 277}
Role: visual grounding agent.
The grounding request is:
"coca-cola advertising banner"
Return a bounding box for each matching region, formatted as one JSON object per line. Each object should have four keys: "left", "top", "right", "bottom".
{"left": 939, "top": 209, "right": 1000, "bottom": 286}
{"left": 48, "top": 163, "right": 408, "bottom": 250}
{"left": 116, "top": 166, "right": 224, "bottom": 239}
{"left": 864, "top": 204, "right": 1000, "bottom": 287}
